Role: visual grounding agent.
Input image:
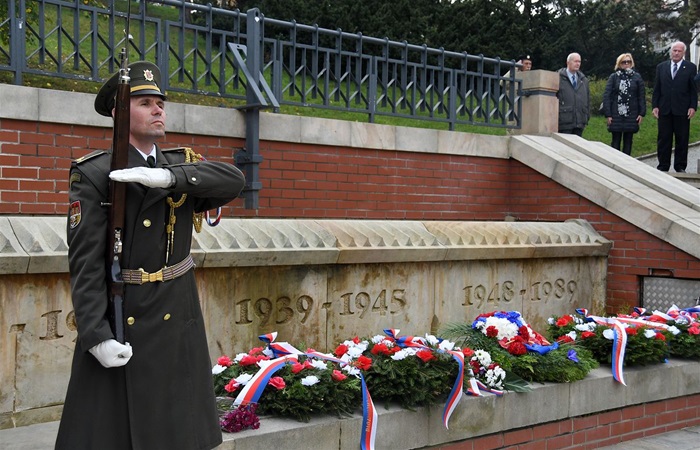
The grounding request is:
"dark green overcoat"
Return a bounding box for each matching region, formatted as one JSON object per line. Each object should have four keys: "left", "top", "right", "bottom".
{"left": 56, "top": 146, "right": 244, "bottom": 450}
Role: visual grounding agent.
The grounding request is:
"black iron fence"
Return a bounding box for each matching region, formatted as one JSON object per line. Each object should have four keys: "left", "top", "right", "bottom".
{"left": 0, "top": 0, "right": 522, "bottom": 131}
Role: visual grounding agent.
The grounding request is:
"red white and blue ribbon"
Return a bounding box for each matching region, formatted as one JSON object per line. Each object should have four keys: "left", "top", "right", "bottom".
{"left": 576, "top": 308, "right": 627, "bottom": 385}
{"left": 233, "top": 354, "right": 298, "bottom": 406}
{"left": 361, "top": 376, "right": 377, "bottom": 450}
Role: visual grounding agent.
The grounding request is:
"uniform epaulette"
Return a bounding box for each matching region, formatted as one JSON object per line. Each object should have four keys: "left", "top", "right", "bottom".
{"left": 162, "top": 147, "right": 192, "bottom": 153}
{"left": 74, "top": 150, "right": 108, "bottom": 164}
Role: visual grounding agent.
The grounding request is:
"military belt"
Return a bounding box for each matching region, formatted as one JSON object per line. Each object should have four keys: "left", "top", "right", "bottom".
{"left": 121, "top": 255, "right": 195, "bottom": 285}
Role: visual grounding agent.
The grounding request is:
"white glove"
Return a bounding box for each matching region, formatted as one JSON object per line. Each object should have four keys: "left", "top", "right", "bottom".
{"left": 89, "top": 339, "right": 133, "bottom": 368}
{"left": 109, "top": 167, "right": 175, "bottom": 188}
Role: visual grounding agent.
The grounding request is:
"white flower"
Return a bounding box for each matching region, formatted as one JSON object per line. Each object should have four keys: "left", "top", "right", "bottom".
{"left": 309, "top": 359, "right": 328, "bottom": 370}
{"left": 234, "top": 373, "right": 253, "bottom": 386}
{"left": 211, "top": 364, "right": 226, "bottom": 375}
{"left": 233, "top": 352, "right": 248, "bottom": 363}
{"left": 603, "top": 329, "right": 615, "bottom": 340}
{"left": 480, "top": 317, "right": 520, "bottom": 340}
{"left": 438, "top": 340, "right": 455, "bottom": 352}
{"left": 566, "top": 331, "right": 577, "bottom": 341}
{"left": 371, "top": 335, "right": 385, "bottom": 344}
{"left": 575, "top": 324, "right": 590, "bottom": 332}
{"left": 346, "top": 344, "right": 367, "bottom": 358}
{"left": 262, "top": 347, "right": 274, "bottom": 358}
{"left": 391, "top": 349, "right": 410, "bottom": 361}
{"left": 668, "top": 326, "right": 681, "bottom": 335}
{"left": 425, "top": 334, "right": 440, "bottom": 346}
{"left": 644, "top": 329, "right": 657, "bottom": 339}
{"left": 548, "top": 317, "right": 555, "bottom": 325}
{"left": 473, "top": 350, "right": 492, "bottom": 366}
{"left": 342, "top": 365, "right": 360, "bottom": 376}
{"left": 301, "top": 375, "right": 320, "bottom": 386}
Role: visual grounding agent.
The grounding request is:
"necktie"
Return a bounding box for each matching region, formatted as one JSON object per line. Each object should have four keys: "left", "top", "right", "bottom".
{"left": 572, "top": 76, "right": 577, "bottom": 88}
{"left": 147, "top": 155, "right": 156, "bottom": 168}
{"left": 672, "top": 63, "right": 678, "bottom": 79}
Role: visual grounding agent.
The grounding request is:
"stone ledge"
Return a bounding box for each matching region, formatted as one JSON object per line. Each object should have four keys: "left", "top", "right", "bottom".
{"left": 2, "top": 359, "right": 697, "bottom": 449}
{"left": 0, "top": 217, "right": 611, "bottom": 274}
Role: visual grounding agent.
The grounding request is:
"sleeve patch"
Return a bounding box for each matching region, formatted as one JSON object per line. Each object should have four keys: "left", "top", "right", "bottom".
{"left": 69, "top": 201, "right": 82, "bottom": 229}
{"left": 69, "top": 173, "right": 81, "bottom": 189}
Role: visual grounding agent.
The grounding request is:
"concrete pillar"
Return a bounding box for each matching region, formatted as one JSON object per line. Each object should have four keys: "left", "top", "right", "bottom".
{"left": 512, "top": 70, "right": 560, "bottom": 135}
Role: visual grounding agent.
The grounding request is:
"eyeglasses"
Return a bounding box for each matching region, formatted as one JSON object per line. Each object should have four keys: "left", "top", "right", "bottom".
{"left": 621, "top": 60, "right": 632, "bottom": 65}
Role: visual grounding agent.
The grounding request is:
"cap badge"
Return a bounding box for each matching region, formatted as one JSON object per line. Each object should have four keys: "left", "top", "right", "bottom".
{"left": 143, "top": 69, "right": 154, "bottom": 82}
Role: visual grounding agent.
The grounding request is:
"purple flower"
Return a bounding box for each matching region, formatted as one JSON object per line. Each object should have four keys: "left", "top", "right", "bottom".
{"left": 567, "top": 349, "right": 579, "bottom": 363}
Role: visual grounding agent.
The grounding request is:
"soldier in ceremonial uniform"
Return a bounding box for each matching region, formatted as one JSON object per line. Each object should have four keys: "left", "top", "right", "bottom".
{"left": 56, "top": 61, "right": 245, "bottom": 450}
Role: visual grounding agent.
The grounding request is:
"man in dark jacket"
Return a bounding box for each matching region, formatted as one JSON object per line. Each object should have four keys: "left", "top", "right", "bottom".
{"left": 557, "top": 52, "right": 590, "bottom": 136}
{"left": 55, "top": 61, "right": 245, "bottom": 450}
{"left": 652, "top": 41, "right": 698, "bottom": 172}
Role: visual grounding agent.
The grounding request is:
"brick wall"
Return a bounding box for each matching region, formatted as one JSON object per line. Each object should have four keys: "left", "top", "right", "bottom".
{"left": 1, "top": 118, "right": 699, "bottom": 312}
{"left": 438, "top": 394, "right": 700, "bottom": 450}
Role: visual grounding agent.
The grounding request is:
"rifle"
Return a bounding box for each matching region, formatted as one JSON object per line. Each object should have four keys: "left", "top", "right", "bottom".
{"left": 106, "top": 4, "right": 132, "bottom": 344}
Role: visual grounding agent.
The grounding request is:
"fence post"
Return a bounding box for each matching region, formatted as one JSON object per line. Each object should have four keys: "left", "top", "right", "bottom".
{"left": 234, "top": 8, "right": 264, "bottom": 210}
{"left": 512, "top": 69, "right": 560, "bottom": 136}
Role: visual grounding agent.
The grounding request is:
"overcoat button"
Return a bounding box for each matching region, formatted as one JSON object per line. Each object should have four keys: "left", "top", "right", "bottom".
{"left": 191, "top": 177, "right": 197, "bottom": 182}
{"left": 127, "top": 317, "right": 135, "bottom": 325}
{"left": 163, "top": 314, "right": 171, "bottom": 321}
{"left": 143, "top": 219, "right": 152, "bottom": 227}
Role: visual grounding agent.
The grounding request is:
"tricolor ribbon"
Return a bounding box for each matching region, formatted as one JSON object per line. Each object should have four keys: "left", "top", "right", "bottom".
{"left": 576, "top": 308, "right": 628, "bottom": 385}
{"left": 233, "top": 354, "right": 298, "bottom": 406}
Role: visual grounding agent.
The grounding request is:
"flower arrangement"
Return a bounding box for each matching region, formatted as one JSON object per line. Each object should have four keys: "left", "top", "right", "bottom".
{"left": 546, "top": 313, "right": 669, "bottom": 366}
{"left": 627, "top": 306, "right": 700, "bottom": 360}
{"left": 212, "top": 345, "right": 361, "bottom": 423}
{"left": 440, "top": 311, "right": 598, "bottom": 383}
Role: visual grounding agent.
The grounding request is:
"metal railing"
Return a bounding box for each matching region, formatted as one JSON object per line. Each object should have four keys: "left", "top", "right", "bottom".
{"left": 0, "top": 0, "right": 522, "bottom": 130}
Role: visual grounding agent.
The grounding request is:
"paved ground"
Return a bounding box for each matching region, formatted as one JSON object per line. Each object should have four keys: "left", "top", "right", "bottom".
{"left": 598, "top": 426, "right": 700, "bottom": 450}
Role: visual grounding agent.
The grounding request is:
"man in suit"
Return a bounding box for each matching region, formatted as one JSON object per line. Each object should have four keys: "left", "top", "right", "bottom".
{"left": 557, "top": 52, "right": 590, "bottom": 136}
{"left": 652, "top": 41, "right": 698, "bottom": 172}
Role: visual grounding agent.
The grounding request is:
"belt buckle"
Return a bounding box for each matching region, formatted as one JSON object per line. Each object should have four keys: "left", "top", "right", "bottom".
{"left": 138, "top": 268, "right": 164, "bottom": 284}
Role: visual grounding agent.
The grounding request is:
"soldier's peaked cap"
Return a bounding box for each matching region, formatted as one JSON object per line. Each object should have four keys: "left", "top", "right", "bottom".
{"left": 94, "top": 61, "right": 167, "bottom": 117}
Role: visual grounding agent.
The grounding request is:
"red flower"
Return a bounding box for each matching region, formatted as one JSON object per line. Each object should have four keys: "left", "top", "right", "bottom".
{"left": 486, "top": 326, "right": 499, "bottom": 338}
{"left": 239, "top": 355, "right": 259, "bottom": 366}
{"left": 462, "top": 347, "right": 475, "bottom": 358}
{"left": 416, "top": 349, "right": 436, "bottom": 363}
{"left": 518, "top": 326, "right": 530, "bottom": 341}
{"left": 507, "top": 341, "right": 527, "bottom": 355}
{"left": 355, "top": 355, "right": 372, "bottom": 371}
{"left": 625, "top": 327, "right": 638, "bottom": 335}
{"left": 581, "top": 331, "right": 596, "bottom": 339}
{"left": 224, "top": 379, "right": 240, "bottom": 393}
{"left": 268, "top": 376, "right": 286, "bottom": 390}
{"left": 556, "top": 315, "right": 573, "bottom": 327}
{"left": 352, "top": 336, "right": 361, "bottom": 344}
{"left": 334, "top": 344, "right": 349, "bottom": 357}
{"left": 217, "top": 355, "right": 233, "bottom": 367}
{"left": 249, "top": 346, "right": 264, "bottom": 355}
{"left": 331, "top": 370, "right": 347, "bottom": 382}
{"left": 688, "top": 325, "right": 700, "bottom": 335}
{"left": 655, "top": 332, "right": 666, "bottom": 341}
{"left": 371, "top": 343, "right": 391, "bottom": 356}
{"left": 557, "top": 335, "right": 574, "bottom": 344}
{"left": 291, "top": 362, "right": 305, "bottom": 374}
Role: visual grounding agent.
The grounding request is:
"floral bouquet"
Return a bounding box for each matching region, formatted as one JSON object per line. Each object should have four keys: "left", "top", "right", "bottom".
{"left": 212, "top": 343, "right": 361, "bottom": 424}
{"left": 441, "top": 311, "right": 598, "bottom": 383}
{"left": 627, "top": 306, "right": 700, "bottom": 360}
{"left": 546, "top": 312, "right": 669, "bottom": 366}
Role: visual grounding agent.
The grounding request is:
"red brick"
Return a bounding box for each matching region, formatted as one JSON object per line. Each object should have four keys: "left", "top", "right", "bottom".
{"left": 533, "top": 422, "right": 562, "bottom": 440}
{"left": 598, "top": 410, "right": 622, "bottom": 425}
{"left": 584, "top": 425, "right": 611, "bottom": 442}
{"left": 502, "top": 428, "right": 532, "bottom": 446}
{"left": 573, "top": 416, "right": 597, "bottom": 432}
{"left": 470, "top": 433, "right": 504, "bottom": 450}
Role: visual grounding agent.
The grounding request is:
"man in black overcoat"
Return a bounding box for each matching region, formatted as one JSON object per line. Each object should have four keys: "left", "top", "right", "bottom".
{"left": 55, "top": 61, "right": 245, "bottom": 449}
{"left": 652, "top": 41, "right": 698, "bottom": 172}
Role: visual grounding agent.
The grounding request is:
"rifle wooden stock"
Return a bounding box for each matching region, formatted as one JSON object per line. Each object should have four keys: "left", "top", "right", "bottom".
{"left": 107, "top": 67, "right": 130, "bottom": 344}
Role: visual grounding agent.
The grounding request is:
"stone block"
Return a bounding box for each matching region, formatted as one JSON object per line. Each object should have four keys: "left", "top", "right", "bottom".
{"left": 569, "top": 367, "right": 627, "bottom": 416}
{"left": 0, "top": 217, "right": 30, "bottom": 274}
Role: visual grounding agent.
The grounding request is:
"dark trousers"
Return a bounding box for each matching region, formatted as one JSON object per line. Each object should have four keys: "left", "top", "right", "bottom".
{"left": 656, "top": 114, "right": 690, "bottom": 172}
{"left": 611, "top": 132, "right": 634, "bottom": 155}
{"left": 561, "top": 128, "right": 584, "bottom": 137}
